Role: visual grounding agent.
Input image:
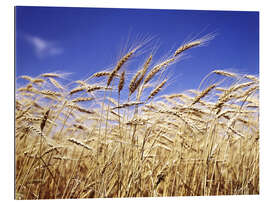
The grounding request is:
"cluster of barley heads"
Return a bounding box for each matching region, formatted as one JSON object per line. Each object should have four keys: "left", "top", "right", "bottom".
{"left": 15, "top": 34, "right": 259, "bottom": 199}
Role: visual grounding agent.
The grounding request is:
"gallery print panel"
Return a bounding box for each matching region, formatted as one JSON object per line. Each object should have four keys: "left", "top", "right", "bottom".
{"left": 15, "top": 6, "right": 259, "bottom": 199}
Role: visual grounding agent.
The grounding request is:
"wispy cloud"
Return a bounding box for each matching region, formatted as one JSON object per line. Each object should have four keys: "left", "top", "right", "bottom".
{"left": 25, "top": 35, "right": 63, "bottom": 58}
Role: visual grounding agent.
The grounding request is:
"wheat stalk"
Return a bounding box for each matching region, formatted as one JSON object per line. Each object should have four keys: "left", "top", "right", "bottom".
{"left": 67, "top": 138, "right": 93, "bottom": 151}
{"left": 144, "top": 58, "right": 175, "bottom": 85}
{"left": 92, "top": 71, "right": 111, "bottom": 78}
{"left": 213, "top": 70, "right": 237, "bottom": 78}
{"left": 39, "top": 90, "right": 62, "bottom": 97}
{"left": 132, "top": 55, "right": 153, "bottom": 97}
{"left": 118, "top": 71, "right": 125, "bottom": 93}
{"left": 41, "top": 73, "right": 65, "bottom": 78}
{"left": 111, "top": 101, "right": 144, "bottom": 110}
{"left": 69, "top": 87, "right": 85, "bottom": 95}
{"left": 71, "top": 97, "right": 95, "bottom": 103}
{"left": 191, "top": 84, "right": 216, "bottom": 105}
{"left": 129, "top": 71, "right": 142, "bottom": 96}
{"left": 48, "top": 78, "right": 64, "bottom": 90}
{"left": 174, "top": 33, "right": 215, "bottom": 57}
{"left": 107, "top": 48, "right": 137, "bottom": 86}
{"left": 67, "top": 103, "right": 95, "bottom": 114}
{"left": 147, "top": 79, "right": 167, "bottom": 100}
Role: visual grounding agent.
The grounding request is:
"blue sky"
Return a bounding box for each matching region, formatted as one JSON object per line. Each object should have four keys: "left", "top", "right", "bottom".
{"left": 15, "top": 6, "right": 259, "bottom": 93}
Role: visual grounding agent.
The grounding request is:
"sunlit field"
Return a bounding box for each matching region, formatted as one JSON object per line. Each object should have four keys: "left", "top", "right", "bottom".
{"left": 15, "top": 35, "right": 259, "bottom": 199}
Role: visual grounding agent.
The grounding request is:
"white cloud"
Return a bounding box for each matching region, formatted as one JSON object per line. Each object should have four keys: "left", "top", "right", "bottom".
{"left": 25, "top": 35, "right": 63, "bottom": 58}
